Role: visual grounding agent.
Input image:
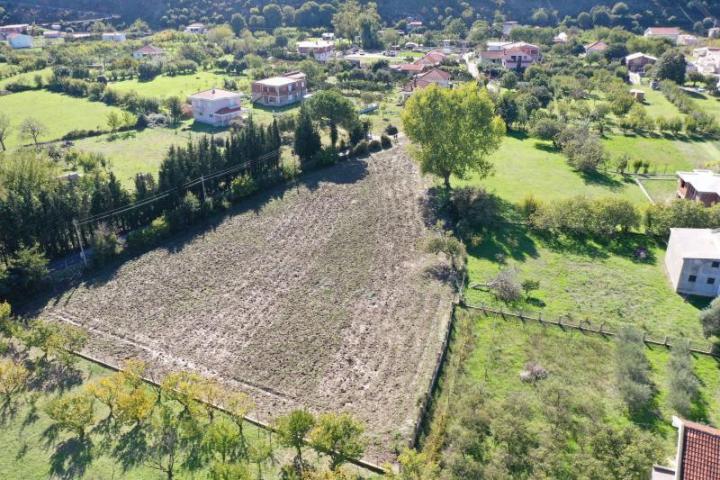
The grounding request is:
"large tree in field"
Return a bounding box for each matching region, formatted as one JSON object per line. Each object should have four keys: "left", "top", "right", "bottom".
{"left": 402, "top": 83, "right": 505, "bottom": 190}
{"left": 19, "top": 117, "right": 47, "bottom": 148}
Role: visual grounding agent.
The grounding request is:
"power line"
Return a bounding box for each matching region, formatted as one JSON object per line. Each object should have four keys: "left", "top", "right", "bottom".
{"left": 76, "top": 149, "right": 279, "bottom": 227}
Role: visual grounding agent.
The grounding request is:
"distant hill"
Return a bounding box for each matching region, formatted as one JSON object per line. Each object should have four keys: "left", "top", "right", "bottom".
{"left": 2, "top": 0, "right": 717, "bottom": 30}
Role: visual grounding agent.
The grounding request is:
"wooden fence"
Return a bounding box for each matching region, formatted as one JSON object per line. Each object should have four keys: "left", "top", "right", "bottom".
{"left": 463, "top": 301, "right": 718, "bottom": 357}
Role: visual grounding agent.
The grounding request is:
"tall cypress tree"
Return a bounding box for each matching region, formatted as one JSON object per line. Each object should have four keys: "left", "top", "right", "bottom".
{"left": 293, "top": 106, "right": 321, "bottom": 163}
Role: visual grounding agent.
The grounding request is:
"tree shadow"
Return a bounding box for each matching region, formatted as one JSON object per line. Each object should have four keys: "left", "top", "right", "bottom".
{"left": 685, "top": 295, "right": 712, "bottom": 310}
{"left": 579, "top": 169, "right": 624, "bottom": 189}
{"left": 48, "top": 437, "right": 94, "bottom": 480}
{"left": 113, "top": 425, "right": 149, "bottom": 472}
{"left": 467, "top": 222, "right": 539, "bottom": 264}
{"left": 533, "top": 142, "right": 558, "bottom": 153}
{"left": 27, "top": 361, "right": 83, "bottom": 393}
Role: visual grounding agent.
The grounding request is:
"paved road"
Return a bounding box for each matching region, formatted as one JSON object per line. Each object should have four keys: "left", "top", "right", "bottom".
{"left": 463, "top": 52, "right": 480, "bottom": 79}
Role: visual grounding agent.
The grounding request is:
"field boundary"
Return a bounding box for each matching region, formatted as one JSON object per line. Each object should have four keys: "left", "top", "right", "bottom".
{"left": 463, "top": 302, "right": 718, "bottom": 357}
{"left": 66, "top": 347, "right": 387, "bottom": 474}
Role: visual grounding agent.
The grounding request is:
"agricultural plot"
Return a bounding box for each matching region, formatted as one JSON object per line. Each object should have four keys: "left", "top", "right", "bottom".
{"left": 34, "top": 147, "right": 456, "bottom": 461}
{"left": 0, "top": 90, "right": 124, "bottom": 149}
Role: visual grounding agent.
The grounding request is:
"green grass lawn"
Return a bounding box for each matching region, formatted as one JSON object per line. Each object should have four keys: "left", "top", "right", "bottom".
{"left": 634, "top": 85, "right": 680, "bottom": 119}
{"left": 109, "top": 71, "right": 250, "bottom": 100}
{"left": 464, "top": 316, "right": 720, "bottom": 454}
{"left": 687, "top": 90, "right": 720, "bottom": 119}
{"left": 0, "top": 67, "right": 53, "bottom": 90}
{"left": 0, "top": 90, "right": 124, "bottom": 149}
{"left": 640, "top": 178, "right": 678, "bottom": 203}
{"left": 603, "top": 128, "right": 720, "bottom": 173}
{"left": 464, "top": 227, "right": 708, "bottom": 342}
{"left": 71, "top": 125, "right": 213, "bottom": 187}
{"left": 454, "top": 133, "right": 648, "bottom": 205}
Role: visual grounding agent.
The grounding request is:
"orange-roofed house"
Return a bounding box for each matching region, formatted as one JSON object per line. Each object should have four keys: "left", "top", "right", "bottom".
{"left": 133, "top": 45, "right": 165, "bottom": 60}
{"left": 188, "top": 88, "right": 245, "bottom": 127}
{"left": 652, "top": 417, "right": 720, "bottom": 479}
{"left": 401, "top": 68, "right": 451, "bottom": 98}
{"left": 645, "top": 27, "right": 682, "bottom": 43}
{"left": 394, "top": 50, "right": 447, "bottom": 74}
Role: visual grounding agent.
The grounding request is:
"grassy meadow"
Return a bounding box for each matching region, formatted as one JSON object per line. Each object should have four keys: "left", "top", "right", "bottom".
{"left": 108, "top": 71, "right": 251, "bottom": 99}
{"left": 0, "top": 90, "right": 124, "bottom": 148}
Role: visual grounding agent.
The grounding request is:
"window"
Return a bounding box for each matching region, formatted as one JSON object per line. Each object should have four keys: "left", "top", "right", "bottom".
{"left": 709, "top": 278, "right": 716, "bottom": 285}
{"left": 713, "top": 261, "right": 720, "bottom": 268}
{"left": 689, "top": 275, "right": 697, "bottom": 283}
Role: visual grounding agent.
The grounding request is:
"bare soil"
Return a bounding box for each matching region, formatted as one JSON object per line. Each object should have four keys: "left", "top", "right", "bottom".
{"left": 36, "top": 147, "right": 455, "bottom": 462}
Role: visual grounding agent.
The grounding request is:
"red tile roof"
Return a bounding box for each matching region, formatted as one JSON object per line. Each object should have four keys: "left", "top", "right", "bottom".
{"left": 396, "top": 63, "right": 426, "bottom": 73}
{"left": 136, "top": 45, "right": 163, "bottom": 54}
{"left": 647, "top": 27, "right": 682, "bottom": 35}
{"left": 417, "top": 68, "right": 451, "bottom": 82}
{"left": 585, "top": 41, "right": 608, "bottom": 51}
{"left": 680, "top": 420, "right": 720, "bottom": 480}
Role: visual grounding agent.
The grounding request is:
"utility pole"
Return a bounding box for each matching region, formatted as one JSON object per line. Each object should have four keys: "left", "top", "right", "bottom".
{"left": 73, "top": 219, "right": 88, "bottom": 267}
{"left": 200, "top": 174, "right": 207, "bottom": 199}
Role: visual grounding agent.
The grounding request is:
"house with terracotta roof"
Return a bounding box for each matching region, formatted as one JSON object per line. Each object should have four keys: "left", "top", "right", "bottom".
{"left": 188, "top": 88, "right": 245, "bottom": 127}
{"left": 584, "top": 41, "right": 608, "bottom": 54}
{"left": 479, "top": 42, "right": 540, "bottom": 70}
{"left": 401, "top": 68, "right": 451, "bottom": 99}
{"left": 133, "top": 45, "right": 165, "bottom": 60}
{"left": 652, "top": 417, "right": 720, "bottom": 478}
{"left": 251, "top": 71, "right": 307, "bottom": 107}
{"left": 393, "top": 50, "right": 447, "bottom": 74}
{"left": 645, "top": 27, "right": 682, "bottom": 43}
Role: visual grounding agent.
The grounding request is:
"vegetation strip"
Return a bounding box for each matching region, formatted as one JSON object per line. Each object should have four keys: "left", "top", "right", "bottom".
{"left": 464, "top": 302, "right": 717, "bottom": 356}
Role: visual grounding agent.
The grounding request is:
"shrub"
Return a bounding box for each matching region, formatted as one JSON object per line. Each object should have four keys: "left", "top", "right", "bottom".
{"left": 667, "top": 339, "right": 699, "bottom": 416}
{"left": 385, "top": 124, "right": 398, "bottom": 136}
{"left": 89, "top": 223, "right": 119, "bottom": 267}
{"left": 615, "top": 326, "right": 653, "bottom": 413}
{"left": 167, "top": 192, "right": 201, "bottom": 230}
{"left": 451, "top": 187, "right": 500, "bottom": 232}
{"left": 230, "top": 174, "right": 258, "bottom": 200}
{"left": 645, "top": 200, "right": 720, "bottom": 238}
{"left": 380, "top": 135, "right": 392, "bottom": 149}
{"left": 126, "top": 216, "right": 170, "bottom": 252}
{"left": 368, "top": 139, "right": 382, "bottom": 152}
{"left": 488, "top": 268, "right": 522, "bottom": 303}
{"left": 352, "top": 141, "right": 369, "bottom": 157}
{"left": 530, "top": 196, "right": 639, "bottom": 238}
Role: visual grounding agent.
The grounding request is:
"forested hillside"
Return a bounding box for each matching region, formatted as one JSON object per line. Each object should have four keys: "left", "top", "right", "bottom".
{"left": 2, "top": 0, "right": 718, "bottom": 29}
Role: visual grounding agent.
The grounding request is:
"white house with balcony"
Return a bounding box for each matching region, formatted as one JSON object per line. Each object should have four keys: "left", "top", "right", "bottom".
{"left": 188, "top": 88, "right": 245, "bottom": 127}
{"left": 665, "top": 228, "right": 720, "bottom": 297}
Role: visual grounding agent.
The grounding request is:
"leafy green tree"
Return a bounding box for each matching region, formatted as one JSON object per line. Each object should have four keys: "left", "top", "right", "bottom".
{"left": 230, "top": 13, "right": 247, "bottom": 35}
{"left": 655, "top": 50, "right": 687, "bottom": 84}
{"left": 165, "top": 96, "right": 184, "bottom": 125}
{"left": 294, "top": 106, "right": 321, "bottom": 163}
{"left": 529, "top": 118, "right": 562, "bottom": 147}
{"left": 203, "top": 416, "right": 244, "bottom": 465}
{"left": 402, "top": 83, "right": 505, "bottom": 190}
{"left": 0, "top": 359, "right": 29, "bottom": 406}
{"left": 309, "top": 413, "right": 365, "bottom": 471}
{"left": 275, "top": 409, "right": 316, "bottom": 472}
{"left": 700, "top": 297, "right": 720, "bottom": 338}
{"left": 7, "top": 244, "right": 49, "bottom": 293}
{"left": 45, "top": 391, "right": 96, "bottom": 441}
{"left": 262, "top": 4, "right": 283, "bottom": 28}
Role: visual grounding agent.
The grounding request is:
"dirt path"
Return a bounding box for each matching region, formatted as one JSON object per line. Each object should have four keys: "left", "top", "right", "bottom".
{"left": 37, "top": 146, "right": 455, "bottom": 462}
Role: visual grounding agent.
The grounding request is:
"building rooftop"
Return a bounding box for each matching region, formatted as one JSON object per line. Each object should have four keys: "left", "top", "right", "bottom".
{"left": 669, "top": 228, "right": 720, "bottom": 260}
{"left": 678, "top": 170, "right": 720, "bottom": 194}
{"left": 297, "top": 40, "right": 333, "bottom": 49}
{"left": 646, "top": 27, "right": 682, "bottom": 35}
{"left": 674, "top": 417, "right": 720, "bottom": 479}
{"left": 135, "top": 44, "right": 164, "bottom": 54}
{"left": 626, "top": 52, "right": 657, "bottom": 61}
{"left": 189, "top": 88, "right": 241, "bottom": 101}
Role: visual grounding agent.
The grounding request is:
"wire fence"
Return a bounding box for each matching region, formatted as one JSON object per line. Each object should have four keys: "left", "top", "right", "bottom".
{"left": 462, "top": 301, "right": 717, "bottom": 357}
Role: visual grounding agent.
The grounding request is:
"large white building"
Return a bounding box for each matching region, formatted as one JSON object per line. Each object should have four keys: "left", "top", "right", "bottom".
{"left": 665, "top": 228, "right": 720, "bottom": 297}
{"left": 102, "top": 32, "right": 126, "bottom": 42}
{"left": 188, "top": 88, "right": 245, "bottom": 127}
{"left": 296, "top": 40, "right": 335, "bottom": 62}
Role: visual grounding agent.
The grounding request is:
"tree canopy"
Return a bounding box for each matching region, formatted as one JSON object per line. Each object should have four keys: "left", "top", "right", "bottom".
{"left": 402, "top": 83, "right": 505, "bottom": 189}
